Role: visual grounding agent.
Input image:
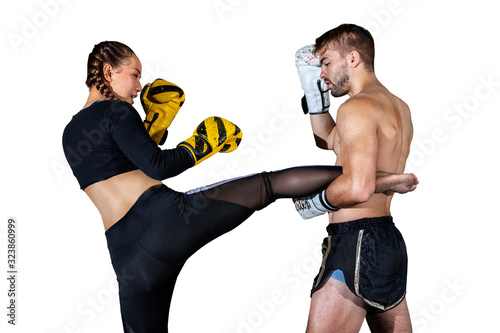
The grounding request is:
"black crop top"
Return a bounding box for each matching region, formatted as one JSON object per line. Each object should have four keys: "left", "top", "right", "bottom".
{"left": 62, "top": 100, "right": 194, "bottom": 189}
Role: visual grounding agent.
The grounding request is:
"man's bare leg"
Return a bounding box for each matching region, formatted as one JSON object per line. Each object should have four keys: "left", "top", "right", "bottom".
{"left": 366, "top": 299, "right": 412, "bottom": 333}
{"left": 306, "top": 277, "right": 367, "bottom": 333}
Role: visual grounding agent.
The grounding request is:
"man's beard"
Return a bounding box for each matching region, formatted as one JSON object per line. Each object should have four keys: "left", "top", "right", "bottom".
{"left": 330, "top": 63, "right": 349, "bottom": 97}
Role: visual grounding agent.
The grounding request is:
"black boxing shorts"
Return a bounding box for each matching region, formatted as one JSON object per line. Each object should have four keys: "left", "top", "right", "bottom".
{"left": 311, "top": 216, "right": 408, "bottom": 314}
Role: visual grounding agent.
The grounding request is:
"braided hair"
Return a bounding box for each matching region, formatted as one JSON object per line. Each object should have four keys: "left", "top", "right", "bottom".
{"left": 85, "top": 41, "right": 135, "bottom": 100}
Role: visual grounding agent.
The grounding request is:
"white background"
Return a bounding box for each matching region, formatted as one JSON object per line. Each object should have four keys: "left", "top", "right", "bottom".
{"left": 1, "top": 0, "right": 499, "bottom": 332}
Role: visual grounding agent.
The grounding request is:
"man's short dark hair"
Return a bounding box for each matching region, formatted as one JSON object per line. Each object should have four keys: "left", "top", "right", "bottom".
{"left": 315, "top": 24, "right": 375, "bottom": 71}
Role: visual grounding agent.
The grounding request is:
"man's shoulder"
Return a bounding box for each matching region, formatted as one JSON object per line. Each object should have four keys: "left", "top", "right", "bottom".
{"left": 336, "top": 99, "right": 378, "bottom": 134}
{"left": 338, "top": 95, "right": 380, "bottom": 121}
{"left": 341, "top": 94, "right": 375, "bottom": 108}
{"left": 339, "top": 89, "right": 409, "bottom": 119}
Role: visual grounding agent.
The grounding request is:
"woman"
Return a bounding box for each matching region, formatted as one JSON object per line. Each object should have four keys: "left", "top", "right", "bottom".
{"left": 62, "top": 41, "right": 414, "bottom": 332}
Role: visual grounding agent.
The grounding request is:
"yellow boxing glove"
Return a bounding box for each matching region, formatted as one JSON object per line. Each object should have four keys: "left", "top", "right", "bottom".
{"left": 141, "top": 79, "right": 185, "bottom": 145}
{"left": 178, "top": 117, "right": 242, "bottom": 166}
{"left": 220, "top": 127, "right": 243, "bottom": 153}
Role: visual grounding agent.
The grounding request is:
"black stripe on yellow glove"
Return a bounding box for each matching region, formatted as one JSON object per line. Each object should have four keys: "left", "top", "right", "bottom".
{"left": 141, "top": 79, "right": 185, "bottom": 145}
{"left": 178, "top": 117, "right": 242, "bottom": 166}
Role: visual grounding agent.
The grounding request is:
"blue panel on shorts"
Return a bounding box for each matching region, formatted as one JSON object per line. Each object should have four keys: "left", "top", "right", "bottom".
{"left": 330, "top": 269, "right": 346, "bottom": 283}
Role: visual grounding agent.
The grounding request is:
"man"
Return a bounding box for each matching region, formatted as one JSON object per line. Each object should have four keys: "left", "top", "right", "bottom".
{"left": 295, "top": 24, "right": 415, "bottom": 332}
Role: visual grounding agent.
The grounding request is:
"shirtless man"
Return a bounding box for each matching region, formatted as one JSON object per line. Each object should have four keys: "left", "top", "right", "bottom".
{"left": 295, "top": 24, "right": 415, "bottom": 332}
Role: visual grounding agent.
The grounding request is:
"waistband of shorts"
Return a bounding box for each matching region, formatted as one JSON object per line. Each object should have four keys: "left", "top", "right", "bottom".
{"left": 326, "top": 216, "right": 394, "bottom": 235}
{"left": 105, "top": 184, "right": 166, "bottom": 249}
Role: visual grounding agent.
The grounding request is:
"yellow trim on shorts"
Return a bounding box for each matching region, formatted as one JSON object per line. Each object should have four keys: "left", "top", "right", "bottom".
{"left": 314, "top": 236, "right": 332, "bottom": 289}
{"left": 354, "top": 229, "right": 406, "bottom": 312}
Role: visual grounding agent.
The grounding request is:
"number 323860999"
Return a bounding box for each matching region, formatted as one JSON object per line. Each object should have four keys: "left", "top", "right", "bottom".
{"left": 7, "top": 218, "right": 16, "bottom": 268}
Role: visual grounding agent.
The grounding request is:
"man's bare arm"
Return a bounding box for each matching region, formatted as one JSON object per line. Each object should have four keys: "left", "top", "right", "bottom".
{"left": 310, "top": 113, "right": 337, "bottom": 150}
{"left": 325, "top": 100, "right": 378, "bottom": 207}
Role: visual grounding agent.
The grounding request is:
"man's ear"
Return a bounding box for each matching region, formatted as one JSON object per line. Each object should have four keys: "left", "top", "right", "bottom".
{"left": 349, "top": 50, "right": 362, "bottom": 68}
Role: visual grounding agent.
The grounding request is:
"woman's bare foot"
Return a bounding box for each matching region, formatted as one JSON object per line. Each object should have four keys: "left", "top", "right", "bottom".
{"left": 375, "top": 173, "right": 419, "bottom": 194}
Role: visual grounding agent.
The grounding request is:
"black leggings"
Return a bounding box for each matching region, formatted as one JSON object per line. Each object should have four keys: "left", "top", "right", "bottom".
{"left": 105, "top": 165, "right": 342, "bottom": 332}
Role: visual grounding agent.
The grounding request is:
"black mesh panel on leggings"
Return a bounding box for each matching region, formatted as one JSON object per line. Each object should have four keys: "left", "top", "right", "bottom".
{"left": 188, "top": 165, "right": 342, "bottom": 210}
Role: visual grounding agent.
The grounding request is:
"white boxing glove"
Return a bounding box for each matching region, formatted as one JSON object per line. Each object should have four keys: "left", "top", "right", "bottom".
{"left": 293, "top": 190, "right": 339, "bottom": 220}
{"left": 295, "top": 45, "right": 330, "bottom": 114}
